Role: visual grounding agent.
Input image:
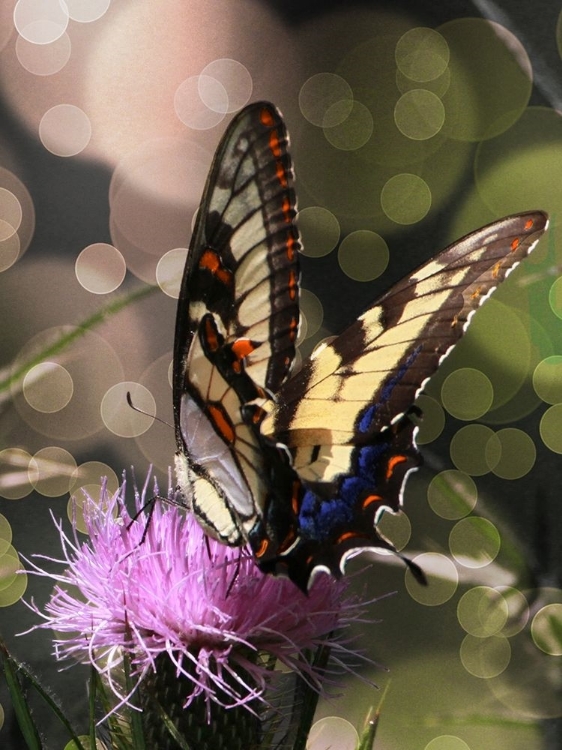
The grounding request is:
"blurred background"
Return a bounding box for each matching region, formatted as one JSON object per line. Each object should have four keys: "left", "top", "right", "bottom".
{"left": 1, "top": 1, "right": 561, "bottom": 748}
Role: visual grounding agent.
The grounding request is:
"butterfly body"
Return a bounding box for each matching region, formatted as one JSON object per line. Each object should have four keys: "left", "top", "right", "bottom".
{"left": 173, "top": 101, "right": 548, "bottom": 591}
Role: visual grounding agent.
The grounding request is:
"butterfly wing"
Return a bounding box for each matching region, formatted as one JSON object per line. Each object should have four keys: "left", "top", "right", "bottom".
{"left": 173, "top": 102, "right": 300, "bottom": 545}
{"left": 170, "top": 100, "right": 548, "bottom": 591}
{"left": 258, "top": 211, "right": 548, "bottom": 589}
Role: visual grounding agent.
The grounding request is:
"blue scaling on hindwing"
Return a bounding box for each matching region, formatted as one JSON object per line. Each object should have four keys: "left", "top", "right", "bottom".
{"left": 358, "top": 403, "right": 376, "bottom": 434}
{"left": 297, "top": 345, "right": 423, "bottom": 544}
{"left": 298, "top": 487, "right": 353, "bottom": 540}
{"left": 298, "top": 441, "right": 389, "bottom": 542}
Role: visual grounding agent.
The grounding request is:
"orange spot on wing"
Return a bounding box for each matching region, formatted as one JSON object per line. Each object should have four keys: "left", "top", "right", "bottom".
{"left": 288, "top": 269, "right": 298, "bottom": 301}
{"left": 471, "top": 286, "right": 482, "bottom": 300}
{"left": 278, "top": 527, "right": 297, "bottom": 553}
{"left": 209, "top": 404, "right": 235, "bottom": 444}
{"left": 363, "top": 494, "right": 383, "bottom": 509}
{"left": 199, "top": 250, "right": 233, "bottom": 287}
{"left": 245, "top": 404, "right": 265, "bottom": 425}
{"left": 254, "top": 538, "right": 269, "bottom": 558}
{"left": 386, "top": 454, "right": 408, "bottom": 480}
{"left": 289, "top": 316, "right": 298, "bottom": 341}
{"left": 260, "top": 107, "right": 274, "bottom": 127}
{"left": 511, "top": 237, "right": 520, "bottom": 252}
{"left": 336, "top": 531, "right": 361, "bottom": 544}
{"left": 291, "top": 481, "right": 301, "bottom": 515}
{"left": 203, "top": 316, "right": 220, "bottom": 352}
{"left": 231, "top": 338, "right": 256, "bottom": 361}
{"left": 492, "top": 261, "right": 502, "bottom": 279}
{"left": 275, "top": 158, "right": 287, "bottom": 187}
{"left": 282, "top": 195, "right": 291, "bottom": 223}
{"left": 269, "top": 131, "right": 282, "bottom": 159}
{"left": 524, "top": 218, "right": 533, "bottom": 230}
{"left": 260, "top": 108, "right": 288, "bottom": 187}
{"left": 287, "top": 232, "right": 296, "bottom": 260}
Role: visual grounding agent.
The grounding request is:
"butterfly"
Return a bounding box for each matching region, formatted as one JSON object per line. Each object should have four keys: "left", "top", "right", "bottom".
{"left": 172, "top": 100, "right": 548, "bottom": 592}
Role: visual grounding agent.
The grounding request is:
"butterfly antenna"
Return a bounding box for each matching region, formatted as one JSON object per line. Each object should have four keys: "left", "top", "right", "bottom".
{"left": 203, "top": 534, "right": 213, "bottom": 561}
{"left": 126, "top": 391, "right": 172, "bottom": 429}
{"left": 127, "top": 489, "right": 161, "bottom": 533}
{"left": 128, "top": 481, "right": 189, "bottom": 536}
{"left": 133, "top": 496, "right": 156, "bottom": 544}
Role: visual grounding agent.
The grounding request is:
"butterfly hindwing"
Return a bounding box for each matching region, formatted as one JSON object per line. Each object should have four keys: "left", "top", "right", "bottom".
{"left": 173, "top": 102, "right": 300, "bottom": 545}
{"left": 257, "top": 211, "right": 548, "bottom": 589}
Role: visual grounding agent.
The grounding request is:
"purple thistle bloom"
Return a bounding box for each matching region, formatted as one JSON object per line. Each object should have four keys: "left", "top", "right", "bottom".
{"left": 24, "top": 472, "right": 376, "bottom": 723}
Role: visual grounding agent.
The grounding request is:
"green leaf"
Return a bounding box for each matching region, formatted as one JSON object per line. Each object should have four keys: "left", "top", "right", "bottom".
{"left": 122, "top": 644, "right": 147, "bottom": 750}
{"left": 356, "top": 682, "right": 391, "bottom": 750}
{"left": 356, "top": 705, "right": 380, "bottom": 750}
{"left": 88, "top": 665, "right": 98, "bottom": 750}
{"left": 150, "top": 699, "right": 194, "bottom": 750}
{"left": 0, "top": 640, "right": 42, "bottom": 749}
{"left": 0, "top": 283, "right": 156, "bottom": 397}
{"left": 0, "top": 638, "right": 88, "bottom": 750}
{"left": 88, "top": 644, "right": 149, "bottom": 750}
{"left": 90, "top": 669, "right": 131, "bottom": 750}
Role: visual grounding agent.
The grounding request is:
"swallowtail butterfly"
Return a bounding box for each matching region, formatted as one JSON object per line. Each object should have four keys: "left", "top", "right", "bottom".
{"left": 173, "top": 101, "right": 548, "bottom": 591}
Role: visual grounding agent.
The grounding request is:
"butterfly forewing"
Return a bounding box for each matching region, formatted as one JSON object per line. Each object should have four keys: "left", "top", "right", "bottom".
{"left": 173, "top": 102, "right": 300, "bottom": 421}
{"left": 173, "top": 102, "right": 300, "bottom": 545}
{"left": 267, "top": 211, "right": 548, "bottom": 451}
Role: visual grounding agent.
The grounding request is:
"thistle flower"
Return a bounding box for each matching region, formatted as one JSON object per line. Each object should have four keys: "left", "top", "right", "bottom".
{"left": 24, "top": 472, "right": 378, "bottom": 748}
